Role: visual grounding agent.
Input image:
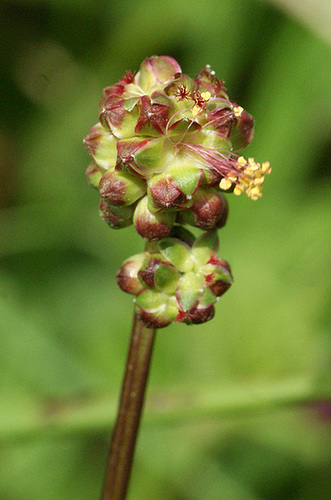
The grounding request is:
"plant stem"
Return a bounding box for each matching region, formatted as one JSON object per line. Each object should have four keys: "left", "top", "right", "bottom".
{"left": 101, "top": 308, "right": 156, "bottom": 500}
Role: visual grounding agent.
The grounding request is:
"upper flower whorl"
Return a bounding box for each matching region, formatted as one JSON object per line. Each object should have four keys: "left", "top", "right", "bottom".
{"left": 84, "top": 56, "right": 271, "bottom": 241}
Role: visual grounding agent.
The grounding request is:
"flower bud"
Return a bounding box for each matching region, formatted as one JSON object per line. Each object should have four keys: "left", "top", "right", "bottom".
{"left": 178, "top": 188, "right": 228, "bottom": 230}
{"left": 133, "top": 196, "right": 176, "bottom": 241}
{"left": 204, "top": 258, "right": 233, "bottom": 297}
{"left": 135, "top": 96, "right": 170, "bottom": 136}
{"left": 229, "top": 106, "right": 254, "bottom": 150}
{"left": 117, "top": 230, "right": 233, "bottom": 328}
{"left": 116, "top": 137, "right": 167, "bottom": 178}
{"left": 136, "top": 291, "right": 178, "bottom": 328}
{"left": 166, "top": 157, "right": 203, "bottom": 198}
{"left": 147, "top": 174, "right": 190, "bottom": 210}
{"left": 86, "top": 163, "right": 103, "bottom": 189}
{"left": 84, "top": 123, "right": 117, "bottom": 170}
{"left": 181, "top": 304, "right": 215, "bottom": 325}
{"left": 99, "top": 169, "right": 146, "bottom": 206}
{"left": 138, "top": 255, "right": 180, "bottom": 293}
{"left": 99, "top": 198, "right": 134, "bottom": 229}
{"left": 116, "top": 253, "right": 148, "bottom": 294}
{"left": 136, "top": 56, "right": 181, "bottom": 93}
{"left": 100, "top": 100, "right": 140, "bottom": 140}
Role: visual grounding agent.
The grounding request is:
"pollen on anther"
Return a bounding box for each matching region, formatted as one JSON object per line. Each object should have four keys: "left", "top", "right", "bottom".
{"left": 201, "top": 91, "right": 211, "bottom": 101}
{"left": 262, "top": 161, "right": 271, "bottom": 174}
{"left": 237, "top": 156, "right": 247, "bottom": 166}
{"left": 192, "top": 105, "right": 200, "bottom": 117}
{"left": 233, "top": 106, "right": 244, "bottom": 117}
{"left": 233, "top": 185, "right": 244, "bottom": 196}
{"left": 220, "top": 178, "right": 232, "bottom": 190}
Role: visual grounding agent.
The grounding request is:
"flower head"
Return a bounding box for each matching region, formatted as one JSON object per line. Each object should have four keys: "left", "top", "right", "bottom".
{"left": 116, "top": 228, "right": 233, "bottom": 328}
{"left": 84, "top": 56, "right": 270, "bottom": 240}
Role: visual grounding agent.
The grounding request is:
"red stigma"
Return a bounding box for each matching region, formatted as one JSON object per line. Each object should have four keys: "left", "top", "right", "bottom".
{"left": 205, "top": 273, "right": 215, "bottom": 285}
{"left": 175, "top": 309, "right": 187, "bottom": 322}
{"left": 192, "top": 91, "right": 207, "bottom": 109}
{"left": 122, "top": 71, "right": 136, "bottom": 84}
{"left": 174, "top": 85, "right": 191, "bottom": 101}
{"left": 208, "top": 253, "right": 220, "bottom": 265}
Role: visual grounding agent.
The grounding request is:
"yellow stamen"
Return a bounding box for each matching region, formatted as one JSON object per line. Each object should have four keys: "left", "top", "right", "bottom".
{"left": 262, "top": 161, "right": 271, "bottom": 174}
{"left": 253, "top": 176, "right": 265, "bottom": 186}
{"left": 246, "top": 186, "right": 262, "bottom": 200}
{"left": 192, "top": 105, "right": 200, "bottom": 116}
{"left": 201, "top": 91, "right": 211, "bottom": 101}
{"left": 233, "top": 185, "right": 244, "bottom": 195}
{"left": 233, "top": 106, "right": 244, "bottom": 117}
{"left": 227, "top": 175, "right": 237, "bottom": 183}
{"left": 237, "top": 156, "right": 246, "bottom": 166}
{"left": 219, "top": 155, "right": 270, "bottom": 201}
{"left": 219, "top": 178, "right": 232, "bottom": 190}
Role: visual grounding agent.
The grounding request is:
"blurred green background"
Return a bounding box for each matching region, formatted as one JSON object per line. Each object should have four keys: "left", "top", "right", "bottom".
{"left": 1, "top": 0, "right": 330, "bottom": 498}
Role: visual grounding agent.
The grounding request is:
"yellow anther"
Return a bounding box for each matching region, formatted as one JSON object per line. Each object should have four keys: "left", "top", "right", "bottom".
{"left": 248, "top": 158, "right": 260, "bottom": 171}
{"left": 237, "top": 156, "right": 247, "bottom": 166}
{"left": 262, "top": 161, "right": 271, "bottom": 174}
{"left": 253, "top": 176, "right": 265, "bottom": 186}
{"left": 233, "top": 106, "right": 244, "bottom": 117}
{"left": 219, "top": 178, "right": 233, "bottom": 190}
{"left": 240, "top": 178, "right": 251, "bottom": 187}
{"left": 233, "top": 185, "right": 244, "bottom": 195}
{"left": 219, "top": 155, "right": 270, "bottom": 201}
{"left": 201, "top": 91, "right": 211, "bottom": 101}
{"left": 249, "top": 186, "right": 262, "bottom": 198}
{"left": 227, "top": 175, "right": 237, "bottom": 183}
{"left": 192, "top": 105, "right": 200, "bottom": 117}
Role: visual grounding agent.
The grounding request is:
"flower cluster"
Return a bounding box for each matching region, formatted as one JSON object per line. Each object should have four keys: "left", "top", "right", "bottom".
{"left": 84, "top": 56, "right": 271, "bottom": 327}
{"left": 116, "top": 228, "right": 233, "bottom": 328}
{"left": 84, "top": 56, "right": 270, "bottom": 241}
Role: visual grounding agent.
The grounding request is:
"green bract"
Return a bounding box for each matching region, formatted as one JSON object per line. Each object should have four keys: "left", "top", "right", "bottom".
{"left": 116, "top": 229, "right": 233, "bottom": 328}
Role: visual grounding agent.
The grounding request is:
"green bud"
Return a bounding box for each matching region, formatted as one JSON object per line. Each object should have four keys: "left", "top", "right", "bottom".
{"left": 167, "top": 157, "right": 203, "bottom": 198}
{"left": 84, "top": 123, "right": 117, "bottom": 170}
{"left": 133, "top": 196, "right": 176, "bottom": 241}
{"left": 86, "top": 163, "right": 103, "bottom": 189}
{"left": 99, "top": 169, "right": 146, "bottom": 206}
{"left": 177, "top": 271, "right": 203, "bottom": 311}
{"left": 117, "top": 230, "right": 233, "bottom": 328}
{"left": 136, "top": 291, "right": 178, "bottom": 328}
{"left": 99, "top": 198, "right": 134, "bottom": 229}
{"left": 136, "top": 56, "right": 181, "bottom": 94}
{"left": 138, "top": 254, "right": 180, "bottom": 294}
{"left": 100, "top": 101, "right": 140, "bottom": 140}
{"left": 158, "top": 238, "right": 193, "bottom": 273}
{"left": 178, "top": 188, "right": 228, "bottom": 230}
{"left": 116, "top": 253, "right": 148, "bottom": 294}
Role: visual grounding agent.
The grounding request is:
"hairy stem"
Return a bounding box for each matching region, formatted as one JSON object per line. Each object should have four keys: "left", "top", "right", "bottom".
{"left": 101, "top": 308, "right": 156, "bottom": 500}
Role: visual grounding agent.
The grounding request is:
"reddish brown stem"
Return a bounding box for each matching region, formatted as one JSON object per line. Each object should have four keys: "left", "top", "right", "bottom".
{"left": 101, "top": 309, "right": 156, "bottom": 499}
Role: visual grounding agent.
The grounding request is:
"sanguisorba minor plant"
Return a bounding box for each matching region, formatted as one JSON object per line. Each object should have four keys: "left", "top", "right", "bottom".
{"left": 84, "top": 56, "right": 271, "bottom": 499}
